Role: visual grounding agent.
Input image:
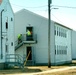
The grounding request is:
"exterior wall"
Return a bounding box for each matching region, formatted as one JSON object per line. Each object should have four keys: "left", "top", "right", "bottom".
{"left": 0, "top": 0, "right": 14, "bottom": 65}
{"left": 15, "top": 9, "right": 55, "bottom": 65}
{"left": 50, "top": 22, "right": 55, "bottom": 64}
{"left": 54, "top": 23, "right": 72, "bottom": 65}
{"left": 72, "top": 30, "right": 76, "bottom": 59}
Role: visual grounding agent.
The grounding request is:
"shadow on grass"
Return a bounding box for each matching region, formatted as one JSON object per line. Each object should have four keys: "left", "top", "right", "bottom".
{"left": 50, "top": 60, "right": 76, "bottom": 69}
{"left": 62, "top": 61, "right": 76, "bottom": 66}
{"left": 0, "top": 68, "right": 42, "bottom": 74}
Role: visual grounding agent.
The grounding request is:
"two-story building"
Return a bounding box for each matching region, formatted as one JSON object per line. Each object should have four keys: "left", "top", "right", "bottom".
{"left": 15, "top": 9, "right": 72, "bottom": 66}
{"left": 0, "top": 0, "right": 14, "bottom": 69}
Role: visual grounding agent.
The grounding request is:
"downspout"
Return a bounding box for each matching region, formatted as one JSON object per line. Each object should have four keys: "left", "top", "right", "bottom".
{"left": 1, "top": 9, "right": 4, "bottom": 59}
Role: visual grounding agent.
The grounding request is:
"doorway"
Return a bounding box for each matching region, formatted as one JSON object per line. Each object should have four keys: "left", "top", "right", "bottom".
{"left": 26, "top": 27, "right": 33, "bottom": 41}
{"left": 26, "top": 47, "right": 32, "bottom": 60}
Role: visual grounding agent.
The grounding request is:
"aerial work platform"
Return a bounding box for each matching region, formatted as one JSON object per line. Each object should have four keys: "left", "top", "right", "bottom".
{"left": 15, "top": 40, "right": 37, "bottom": 50}
{"left": 15, "top": 33, "right": 37, "bottom": 50}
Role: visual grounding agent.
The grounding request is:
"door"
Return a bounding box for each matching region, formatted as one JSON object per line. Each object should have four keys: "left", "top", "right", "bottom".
{"left": 26, "top": 47, "right": 32, "bottom": 60}
{"left": 26, "top": 27, "right": 33, "bottom": 41}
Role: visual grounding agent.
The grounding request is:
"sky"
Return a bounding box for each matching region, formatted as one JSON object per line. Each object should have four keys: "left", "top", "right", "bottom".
{"left": 9, "top": 0, "right": 76, "bottom": 30}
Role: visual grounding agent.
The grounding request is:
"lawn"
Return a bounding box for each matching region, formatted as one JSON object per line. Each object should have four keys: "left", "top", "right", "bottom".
{"left": 0, "top": 60, "right": 76, "bottom": 75}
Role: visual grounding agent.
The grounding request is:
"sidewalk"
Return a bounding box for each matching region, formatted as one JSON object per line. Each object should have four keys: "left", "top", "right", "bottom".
{"left": 24, "top": 66, "right": 76, "bottom": 75}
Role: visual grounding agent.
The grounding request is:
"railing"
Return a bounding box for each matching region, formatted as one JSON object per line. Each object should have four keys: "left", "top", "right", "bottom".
{"left": 6, "top": 54, "right": 24, "bottom": 65}
{"left": 5, "top": 52, "right": 33, "bottom": 68}
{"left": 22, "top": 34, "right": 37, "bottom": 41}
{"left": 15, "top": 40, "right": 18, "bottom": 47}
{"left": 15, "top": 34, "right": 37, "bottom": 50}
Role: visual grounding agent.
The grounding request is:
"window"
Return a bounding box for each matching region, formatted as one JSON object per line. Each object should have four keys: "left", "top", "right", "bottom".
{"left": 6, "top": 45, "right": 8, "bottom": 53}
{"left": 57, "top": 45, "right": 59, "bottom": 54}
{"left": 11, "top": 42, "right": 13, "bottom": 46}
{"left": 57, "top": 27, "right": 58, "bottom": 36}
{"left": 56, "top": 45, "right": 67, "bottom": 55}
{"left": 59, "top": 28, "right": 60, "bottom": 36}
{"left": 63, "top": 29, "right": 66, "bottom": 38}
{"left": 55, "top": 45, "right": 56, "bottom": 55}
{"left": 63, "top": 29, "right": 65, "bottom": 37}
{"left": 65, "top": 46, "right": 67, "bottom": 54}
{"left": 64, "top": 30, "right": 66, "bottom": 37}
{"left": 55, "top": 26, "right": 56, "bottom": 35}
{"left": 6, "top": 22, "right": 8, "bottom": 29}
{"left": 11, "top": 18, "right": 13, "bottom": 21}
{"left": 61, "top": 29, "right": 62, "bottom": 37}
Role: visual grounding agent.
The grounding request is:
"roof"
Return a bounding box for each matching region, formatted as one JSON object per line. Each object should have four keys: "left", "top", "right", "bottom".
{"left": 55, "top": 22, "right": 72, "bottom": 30}
{"left": 15, "top": 9, "right": 48, "bottom": 21}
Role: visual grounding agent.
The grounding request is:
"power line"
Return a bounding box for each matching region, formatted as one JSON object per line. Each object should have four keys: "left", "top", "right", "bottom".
{"left": 52, "top": 5, "right": 76, "bottom": 9}
{"left": 11, "top": 3, "right": 76, "bottom": 9}
{"left": 11, "top": 2, "right": 76, "bottom": 10}
{"left": 51, "top": 14, "right": 66, "bottom": 25}
{"left": 11, "top": 3, "right": 47, "bottom": 8}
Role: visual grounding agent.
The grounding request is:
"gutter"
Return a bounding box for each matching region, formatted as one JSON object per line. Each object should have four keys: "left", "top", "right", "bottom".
{"left": 1, "top": 9, "right": 4, "bottom": 59}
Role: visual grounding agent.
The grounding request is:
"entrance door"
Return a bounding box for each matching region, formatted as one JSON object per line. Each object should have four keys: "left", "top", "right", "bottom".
{"left": 26, "top": 47, "right": 32, "bottom": 60}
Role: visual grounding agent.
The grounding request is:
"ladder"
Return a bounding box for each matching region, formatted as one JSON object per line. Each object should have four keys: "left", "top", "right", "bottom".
{"left": 23, "top": 51, "right": 31, "bottom": 66}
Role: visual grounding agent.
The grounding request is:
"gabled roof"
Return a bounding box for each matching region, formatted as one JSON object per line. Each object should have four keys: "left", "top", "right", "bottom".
{"left": 55, "top": 22, "right": 72, "bottom": 30}
{"left": 15, "top": 9, "right": 48, "bottom": 21}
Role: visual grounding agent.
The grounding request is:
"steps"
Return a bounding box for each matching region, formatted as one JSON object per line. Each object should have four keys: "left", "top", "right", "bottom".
{"left": 15, "top": 42, "right": 24, "bottom": 50}
{"left": 5, "top": 52, "right": 33, "bottom": 69}
{"left": 5, "top": 54, "right": 24, "bottom": 69}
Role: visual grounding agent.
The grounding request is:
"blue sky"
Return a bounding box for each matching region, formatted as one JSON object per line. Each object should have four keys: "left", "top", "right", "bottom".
{"left": 9, "top": 0, "right": 76, "bottom": 30}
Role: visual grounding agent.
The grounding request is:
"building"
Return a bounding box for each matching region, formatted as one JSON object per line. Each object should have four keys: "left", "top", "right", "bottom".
{"left": 0, "top": 0, "right": 14, "bottom": 69}
{"left": 72, "top": 30, "right": 76, "bottom": 60}
{"left": 54, "top": 23, "right": 72, "bottom": 64}
{"left": 15, "top": 9, "right": 72, "bottom": 66}
{"left": 0, "top": 0, "right": 76, "bottom": 70}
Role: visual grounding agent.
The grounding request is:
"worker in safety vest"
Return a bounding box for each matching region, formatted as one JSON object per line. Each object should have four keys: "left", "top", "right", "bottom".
{"left": 27, "top": 30, "right": 31, "bottom": 36}
{"left": 26, "top": 30, "right": 32, "bottom": 40}
{"left": 18, "top": 34, "right": 22, "bottom": 44}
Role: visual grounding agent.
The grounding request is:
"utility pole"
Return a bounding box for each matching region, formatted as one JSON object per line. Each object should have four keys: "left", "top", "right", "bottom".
{"left": 48, "top": 0, "right": 52, "bottom": 68}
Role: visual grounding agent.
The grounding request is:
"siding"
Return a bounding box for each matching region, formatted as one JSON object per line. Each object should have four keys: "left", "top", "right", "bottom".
{"left": 72, "top": 30, "right": 76, "bottom": 59}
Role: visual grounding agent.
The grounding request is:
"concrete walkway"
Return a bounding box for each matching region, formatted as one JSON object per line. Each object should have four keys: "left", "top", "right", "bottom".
{"left": 8, "top": 66, "right": 76, "bottom": 75}
{"left": 25, "top": 66, "right": 76, "bottom": 75}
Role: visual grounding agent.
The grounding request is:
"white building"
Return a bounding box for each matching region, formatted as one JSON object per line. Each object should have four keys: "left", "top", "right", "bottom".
{"left": 0, "top": 0, "right": 14, "bottom": 69}
{"left": 0, "top": 0, "right": 76, "bottom": 70}
{"left": 15, "top": 9, "right": 72, "bottom": 66}
{"left": 72, "top": 30, "right": 76, "bottom": 60}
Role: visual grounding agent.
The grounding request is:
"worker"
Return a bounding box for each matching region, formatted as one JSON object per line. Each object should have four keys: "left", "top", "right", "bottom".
{"left": 26, "top": 30, "right": 32, "bottom": 40}
{"left": 18, "top": 34, "right": 22, "bottom": 44}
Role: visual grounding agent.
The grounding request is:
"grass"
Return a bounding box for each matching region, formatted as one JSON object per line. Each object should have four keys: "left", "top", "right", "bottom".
{"left": 0, "top": 60, "right": 76, "bottom": 75}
